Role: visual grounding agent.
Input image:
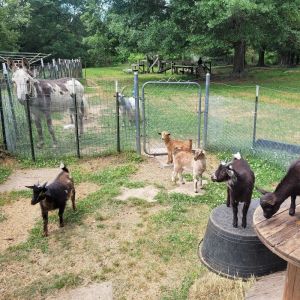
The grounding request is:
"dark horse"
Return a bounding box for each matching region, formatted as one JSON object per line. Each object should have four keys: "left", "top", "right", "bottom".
{"left": 8, "top": 59, "right": 87, "bottom": 148}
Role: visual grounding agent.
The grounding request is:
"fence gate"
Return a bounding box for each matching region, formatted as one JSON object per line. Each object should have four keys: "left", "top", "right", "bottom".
{"left": 141, "top": 81, "right": 202, "bottom": 156}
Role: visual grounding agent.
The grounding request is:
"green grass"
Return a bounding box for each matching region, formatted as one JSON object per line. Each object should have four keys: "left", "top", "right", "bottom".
{"left": 0, "top": 190, "right": 32, "bottom": 206}
{"left": 0, "top": 165, "right": 12, "bottom": 184}
{"left": 16, "top": 273, "right": 83, "bottom": 298}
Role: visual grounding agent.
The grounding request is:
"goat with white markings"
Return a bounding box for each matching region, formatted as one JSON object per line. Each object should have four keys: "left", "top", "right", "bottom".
{"left": 117, "top": 87, "right": 136, "bottom": 126}
{"left": 172, "top": 148, "right": 206, "bottom": 193}
{"left": 258, "top": 159, "right": 300, "bottom": 219}
{"left": 26, "top": 163, "right": 76, "bottom": 237}
{"left": 211, "top": 153, "right": 255, "bottom": 228}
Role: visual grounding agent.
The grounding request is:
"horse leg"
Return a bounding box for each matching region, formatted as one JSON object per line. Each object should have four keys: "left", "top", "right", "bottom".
{"left": 45, "top": 112, "right": 58, "bottom": 147}
{"left": 33, "top": 114, "right": 44, "bottom": 148}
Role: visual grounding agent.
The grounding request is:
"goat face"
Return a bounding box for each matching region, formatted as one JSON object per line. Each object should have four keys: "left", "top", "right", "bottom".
{"left": 159, "top": 131, "right": 170, "bottom": 141}
{"left": 211, "top": 162, "right": 231, "bottom": 182}
{"left": 194, "top": 149, "right": 205, "bottom": 160}
{"left": 26, "top": 182, "right": 47, "bottom": 205}
{"left": 260, "top": 193, "right": 280, "bottom": 219}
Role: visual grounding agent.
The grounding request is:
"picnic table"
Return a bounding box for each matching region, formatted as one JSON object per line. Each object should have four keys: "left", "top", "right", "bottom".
{"left": 253, "top": 197, "right": 300, "bottom": 300}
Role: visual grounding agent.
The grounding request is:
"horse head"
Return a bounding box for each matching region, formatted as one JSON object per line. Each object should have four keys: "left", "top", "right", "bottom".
{"left": 8, "top": 58, "right": 36, "bottom": 102}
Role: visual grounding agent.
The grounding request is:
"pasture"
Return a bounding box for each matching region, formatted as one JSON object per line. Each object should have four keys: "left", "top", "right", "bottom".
{"left": 0, "top": 65, "right": 299, "bottom": 299}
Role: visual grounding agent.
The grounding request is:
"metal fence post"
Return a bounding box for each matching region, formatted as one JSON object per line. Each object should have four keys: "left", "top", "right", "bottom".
{"left": 115, "top": 81, "right": 121, "bottom": 153}
{"left": 25, "top": 94, "right": 35, "bottom": 161}
{"left": 134, "top": 72, "right": 141, "bottom": 155}
{"left": 252, "top": 85, "right": 259, "bottom": 148}
{"left": 72, "top": 78, "right": 80, "bottom": 158}
{"left": 3, "top": 63, "right": 18, "bottom": 137}
{"left": 203, "top": 72, "right": 210, "bottom": 149}
{"left": 0, "top": 86, "right": 7, "bottom": 150}
{"left": 197, "top": 88, "right": 202, "bottom": 148}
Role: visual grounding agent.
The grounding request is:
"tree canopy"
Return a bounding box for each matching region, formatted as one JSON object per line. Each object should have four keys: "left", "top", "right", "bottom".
{"left": 1, "top": 0, "right": 300, "bottom": 73}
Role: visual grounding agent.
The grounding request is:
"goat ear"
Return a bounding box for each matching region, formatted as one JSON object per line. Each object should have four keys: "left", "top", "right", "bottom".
{"left": 158, "top": 132, "right": 161, "bottom": 135}
{"left": 255, "top": 186, "right": 269, "bottom": 195}
{"left": 226, "top": 169, "right": 235, "bottom": 177}
{"left": 42, "top": 182, "right": 47, "bottom": 190}
{"left": 25, "top": 185, "right": 34, "bottom": 189}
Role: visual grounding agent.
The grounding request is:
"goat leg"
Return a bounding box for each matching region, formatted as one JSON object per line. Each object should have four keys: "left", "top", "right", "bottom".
{"left": 42, "top": 210, "right": 49, "bottom": 237}
{"left": 232, "top": 202, "right": 238, "bottom": 228}
{"left": 58, "top": 206, "right": 66, "bottom": 228}
{"left": 167, "top": 152, "right": 173, "bottom": 164}
{"left": 193, "top": 174, "right": 198, "bottom": 193}
{"left": 242, "top": 201, "right": 250, "bottom": 228}
{"left": 179, "top": 171, "right": 185, "bottom": 185}
{"left": 289, "top": 194, "right": 296, "bottom": 216}
{"left": 226, "top": 187, "right": 230, "bottom": 207}
{"left": 171, "top": 170, "right": 178, "bottom": 183}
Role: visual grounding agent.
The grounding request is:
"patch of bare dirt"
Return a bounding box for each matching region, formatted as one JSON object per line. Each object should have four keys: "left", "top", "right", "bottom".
{"left": 0, "top": 197, "right": 40, "bottom": 252}
{"left": 0, "top": 180, "right": 99, "bottom": 253}
{"left": 116, "top": 186, "right": 160, "bottom": 202}
{"left": 0, "top": 168, "right": 60, "bottom": 193}
{"left": 131, "top": 153, "right": 219, "bottom": 191}
{"left": 76, "top": 182, "right": 100, "bottom": 199}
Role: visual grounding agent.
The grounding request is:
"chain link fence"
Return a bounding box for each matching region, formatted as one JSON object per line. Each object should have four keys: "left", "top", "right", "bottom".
{"left": 205, "top": 81, "right": 300, "bottom": 168}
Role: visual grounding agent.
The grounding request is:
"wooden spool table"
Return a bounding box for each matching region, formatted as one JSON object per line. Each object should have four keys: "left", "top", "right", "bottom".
{"left": 253, "top": 198, "right": 300, "bottom": 300}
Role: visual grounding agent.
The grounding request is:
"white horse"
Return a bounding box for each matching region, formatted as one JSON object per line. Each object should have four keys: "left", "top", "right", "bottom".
{"left": 8, "top": 59, "right": 88, "bottom": 148}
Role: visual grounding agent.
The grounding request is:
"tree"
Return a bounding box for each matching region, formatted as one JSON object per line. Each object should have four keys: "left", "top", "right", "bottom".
{"left": 0, "top": 0, "right": 30, "bottom": 51}
{"left": 20, "top": 0, "right": 86, "bottom": 58}
{"left": 194, "top": 0, "right": 270, "bottom": 74}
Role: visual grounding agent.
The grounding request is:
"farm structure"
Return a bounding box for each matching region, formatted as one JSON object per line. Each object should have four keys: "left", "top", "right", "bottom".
{"left": 130, "top": 55, "right": 211, "bottom": 75}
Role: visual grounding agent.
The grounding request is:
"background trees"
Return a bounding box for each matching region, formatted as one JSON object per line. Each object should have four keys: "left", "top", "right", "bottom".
{"left": 1, "top": 0, "right": 300, "bottom": 73}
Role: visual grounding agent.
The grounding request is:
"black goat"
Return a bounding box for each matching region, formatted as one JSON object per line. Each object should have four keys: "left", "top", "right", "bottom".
{"left": 26, "top": 163, "right": 76, "bottom": 236}
{"left": 211, "top": 153, "right": 255, "bottom": 228}
{"left": 258, "top": 159, "right": 300, "bottom": 219}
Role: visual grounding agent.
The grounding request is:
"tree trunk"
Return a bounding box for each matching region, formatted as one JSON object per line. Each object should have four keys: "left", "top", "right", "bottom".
{"left": 257, "top": 50, "right": 265, "bottom": 67}
{"left": 233, "top": 40, "right": 246, "bottom": 75}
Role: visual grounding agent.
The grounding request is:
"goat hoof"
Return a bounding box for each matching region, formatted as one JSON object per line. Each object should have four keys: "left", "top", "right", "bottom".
{"left": 60, "top": 223, "right": 64, "bottom": 228}
{"left": 233, "top": 223, "right": 238, "bottom": 228}
{"left": 43, "top": 232, "right": 48, "bottom": 237}
{"left": 289, "top": 209, "right": 295, "bottom": 216}
{"left": 242, "top": 223, "right": 247, "bottom": 228}
{"left": 194, "top": 190, "right": 198, "bottom": 193}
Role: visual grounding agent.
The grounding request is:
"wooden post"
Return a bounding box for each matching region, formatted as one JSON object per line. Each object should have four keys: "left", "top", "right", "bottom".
{"left": 283, "top": 263, "right": 300, "bottom": 300}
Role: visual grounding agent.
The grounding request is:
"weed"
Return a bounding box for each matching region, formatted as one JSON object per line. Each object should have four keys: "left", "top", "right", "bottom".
{"left": 15, "top": 273, "right": 82, "bottom": 298}
{"left": 0, "top": 165, "right": 11, "bottom": 184}
{"left": 0, "top": 190, "right": 32, "bottom": 206}
{"left": 0, "top": 211, "right": 6, "bottom": 222}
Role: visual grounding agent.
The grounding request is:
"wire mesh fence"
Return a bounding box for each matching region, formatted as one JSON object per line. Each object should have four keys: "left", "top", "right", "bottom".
{"left": 0, "top": 80, "right": 136, "bottom": 159}
{"left": 141, "top": 81, "right": 202, "bottom": 156}
{"left": 206, "top": 82, "right": 300, "bottom": 168}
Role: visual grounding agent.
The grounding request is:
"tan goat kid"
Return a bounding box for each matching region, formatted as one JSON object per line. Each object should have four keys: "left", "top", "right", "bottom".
{"left": 159, "top": 131, "right": 192, "bottom": 164}
{"left": 172, "top": 148, "right": 206, "bottom": 193}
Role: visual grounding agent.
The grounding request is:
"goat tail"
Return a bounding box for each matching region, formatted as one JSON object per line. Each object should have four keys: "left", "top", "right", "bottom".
{"left": 60, "top": 162, "right": 69, "bottom": 173}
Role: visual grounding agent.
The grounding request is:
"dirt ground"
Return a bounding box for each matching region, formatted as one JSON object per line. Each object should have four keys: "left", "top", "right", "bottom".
{"left": 0, "top": 181, "right": 100, "bottom": 252}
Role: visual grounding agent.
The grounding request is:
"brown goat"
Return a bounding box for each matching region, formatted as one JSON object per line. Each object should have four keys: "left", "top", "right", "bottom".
{"left": 159, "top": 131, "right": 192, "bottom": 164}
